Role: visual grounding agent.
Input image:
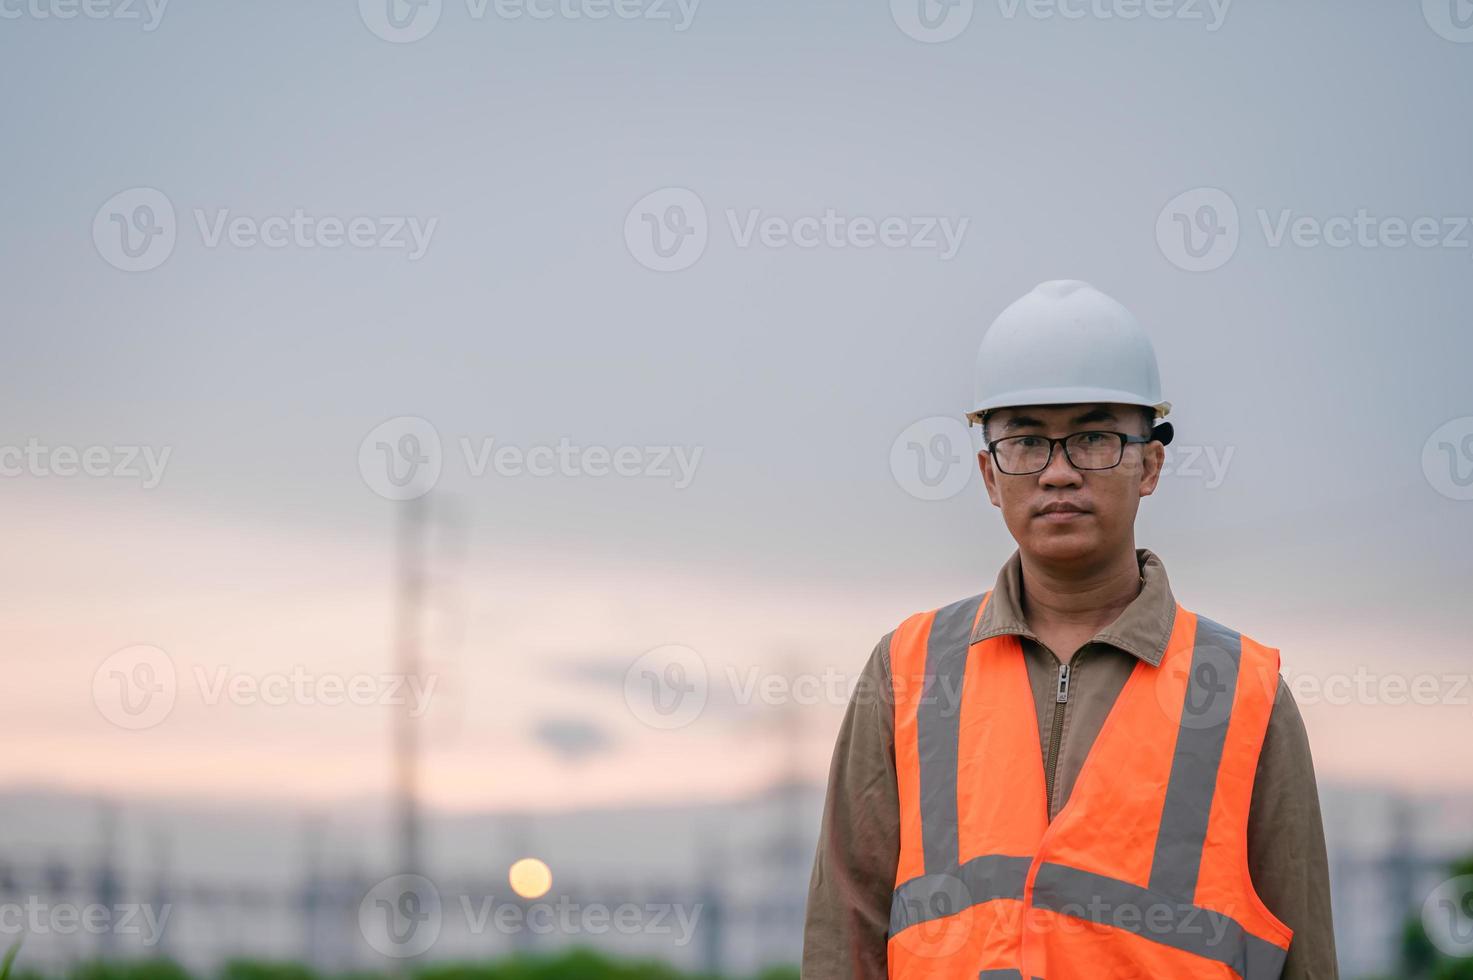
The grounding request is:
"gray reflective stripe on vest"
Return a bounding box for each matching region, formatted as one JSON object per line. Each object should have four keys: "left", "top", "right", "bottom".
{"left": 1031, "top": 862, "right": 1288, "bottom": 980}
{"left": 917, "top": 592, "right": 986, "bottom": 872}
{"left": 890, "top": 853, "right": 1032, "bottom": 934}
{"left": 1148, "top": 614, "right": 1242, "bottom": 899}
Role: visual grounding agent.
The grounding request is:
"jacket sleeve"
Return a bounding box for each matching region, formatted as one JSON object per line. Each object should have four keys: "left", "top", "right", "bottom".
{"left": 801, "top": 634, "right": 899, "bottom": 980}
{"left": 1247, "top": 676, "right": 1339, "bottom": 979}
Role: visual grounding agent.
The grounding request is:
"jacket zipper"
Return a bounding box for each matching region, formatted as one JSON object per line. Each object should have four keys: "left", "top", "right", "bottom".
{"left": 1044, "top": 661, "right": 1071, "bottom": 818}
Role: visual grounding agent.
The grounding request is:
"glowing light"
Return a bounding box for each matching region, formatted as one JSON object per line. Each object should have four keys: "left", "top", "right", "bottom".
{"left": 508, "top": 857, "right": 553, "bottom": 899}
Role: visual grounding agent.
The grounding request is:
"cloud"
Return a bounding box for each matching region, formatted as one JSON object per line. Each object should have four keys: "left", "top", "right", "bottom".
{"left": 531, "top": 717, "right": 617, "bottom": 763}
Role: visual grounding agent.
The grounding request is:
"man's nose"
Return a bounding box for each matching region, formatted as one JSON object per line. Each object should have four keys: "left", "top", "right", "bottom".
{"left": 1038, "top": 441, "right": 1083, "bottom": 487}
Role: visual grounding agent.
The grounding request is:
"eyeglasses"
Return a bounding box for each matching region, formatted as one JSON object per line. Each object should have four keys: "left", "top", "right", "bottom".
{"left": 986, "top": 430, "right": 1152, "bottom": 476}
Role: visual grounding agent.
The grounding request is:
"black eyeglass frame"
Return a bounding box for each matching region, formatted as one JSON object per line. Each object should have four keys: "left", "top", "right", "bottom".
{"left": 984, "top": 430, "right": 1154, "bottom": 476}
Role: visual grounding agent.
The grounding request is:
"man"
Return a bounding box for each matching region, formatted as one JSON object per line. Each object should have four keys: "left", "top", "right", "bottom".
{"left": 801, "top": 281, "right": 1336, "bottom": 978}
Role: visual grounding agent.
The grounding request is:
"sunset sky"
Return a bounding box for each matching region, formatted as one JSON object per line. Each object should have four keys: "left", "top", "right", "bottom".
{"left": 3, "top": 0, "right": 1472, "bottom": 815}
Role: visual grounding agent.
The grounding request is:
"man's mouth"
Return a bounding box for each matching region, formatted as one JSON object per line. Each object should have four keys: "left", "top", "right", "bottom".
{"left": 1037, "top": 502, "right": 1090, "bottom": 521}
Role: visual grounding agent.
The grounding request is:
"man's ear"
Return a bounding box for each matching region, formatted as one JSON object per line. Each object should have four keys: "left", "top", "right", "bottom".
{"left": 1138, "top": 440, "right": 1165, "bottom": 498}
{"left": 978, "top": 451, "right": 1002, "bottom": 508}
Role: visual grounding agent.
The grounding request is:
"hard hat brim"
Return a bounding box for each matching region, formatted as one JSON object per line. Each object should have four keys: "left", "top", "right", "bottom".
{"left": 965, "top": 387, "right": 1171, "bottom": 425}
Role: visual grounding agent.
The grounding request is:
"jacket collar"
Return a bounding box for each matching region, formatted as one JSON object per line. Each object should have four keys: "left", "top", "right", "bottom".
{"left": 970, "top": 547, "right": 1178, "bottom": 667}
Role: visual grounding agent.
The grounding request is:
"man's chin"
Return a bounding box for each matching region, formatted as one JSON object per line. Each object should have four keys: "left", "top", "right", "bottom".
{"left": 1023, "top": 529, "right": 1101, "bottom": 563}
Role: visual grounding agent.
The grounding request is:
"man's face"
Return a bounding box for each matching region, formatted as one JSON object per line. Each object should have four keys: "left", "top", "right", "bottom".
{"left": 977, "top": 402, "right": 1164, "bottom": 564}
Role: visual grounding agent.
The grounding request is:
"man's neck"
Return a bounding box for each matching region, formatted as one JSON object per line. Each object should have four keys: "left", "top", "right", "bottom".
{"left": 1017, "top": 546, "right": 1144, "bottom": 641}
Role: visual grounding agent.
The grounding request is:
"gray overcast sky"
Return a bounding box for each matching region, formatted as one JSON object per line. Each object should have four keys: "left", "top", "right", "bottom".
{"left": 3, "top": 0, "right": 1472, "bottom": 808}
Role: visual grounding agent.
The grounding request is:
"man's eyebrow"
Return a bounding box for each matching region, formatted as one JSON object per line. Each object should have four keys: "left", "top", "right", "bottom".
{"left": 1070, "top": 407, "right": 1118, "bottom": 426}
{"left": 1000, "top": 407, "right": 1118, "bottom": 432}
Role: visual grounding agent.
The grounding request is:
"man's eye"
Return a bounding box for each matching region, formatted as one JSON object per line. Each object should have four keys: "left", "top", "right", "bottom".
{"left": 1016, "top": 436, "right": 1045, "bottom": 448}
{"left": 1079, "top": 432, "right": 1108, "bottom": 445}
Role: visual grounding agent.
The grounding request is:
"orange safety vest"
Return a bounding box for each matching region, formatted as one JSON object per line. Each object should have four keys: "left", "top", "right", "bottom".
{"left": 886, "top": 591, "right": 1293, "bottom": 980}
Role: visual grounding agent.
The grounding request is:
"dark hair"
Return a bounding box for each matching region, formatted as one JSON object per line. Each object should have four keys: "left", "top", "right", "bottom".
{"left": 981, "top": 405, "right": 1157, "bottom": 443}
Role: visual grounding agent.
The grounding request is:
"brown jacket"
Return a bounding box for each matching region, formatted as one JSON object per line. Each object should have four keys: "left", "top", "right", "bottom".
{"left": 801, "top": 547, "right": 1337, "bottom": 979}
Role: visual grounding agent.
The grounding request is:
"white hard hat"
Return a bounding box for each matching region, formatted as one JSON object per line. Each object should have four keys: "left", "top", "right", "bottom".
{"left": 966, "top": 280, "right": 1173, "bottom": 440}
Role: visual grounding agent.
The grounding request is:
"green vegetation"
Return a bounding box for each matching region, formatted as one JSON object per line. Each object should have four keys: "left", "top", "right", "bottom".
{"left": 1360, "top": 856, "right": 1473, "bottom": 980}
{"left": 0, "top": 949, "right": 797, "bottom": 980}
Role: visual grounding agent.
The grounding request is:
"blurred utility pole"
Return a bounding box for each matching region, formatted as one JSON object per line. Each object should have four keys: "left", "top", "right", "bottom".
{"left": 299, "top": 814, "right": 326, "bottom": 969}
{"left": 147, "top": 829, "right": 172, "bottom": 962}
{"left": 697, "top": 835, "right": 726, "bottom": 975}
{"left": 93, "top": 799, "right": 120, "bottom": 959}
{"left": 394, "top": 495, "right": 428, "bottom": 879}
